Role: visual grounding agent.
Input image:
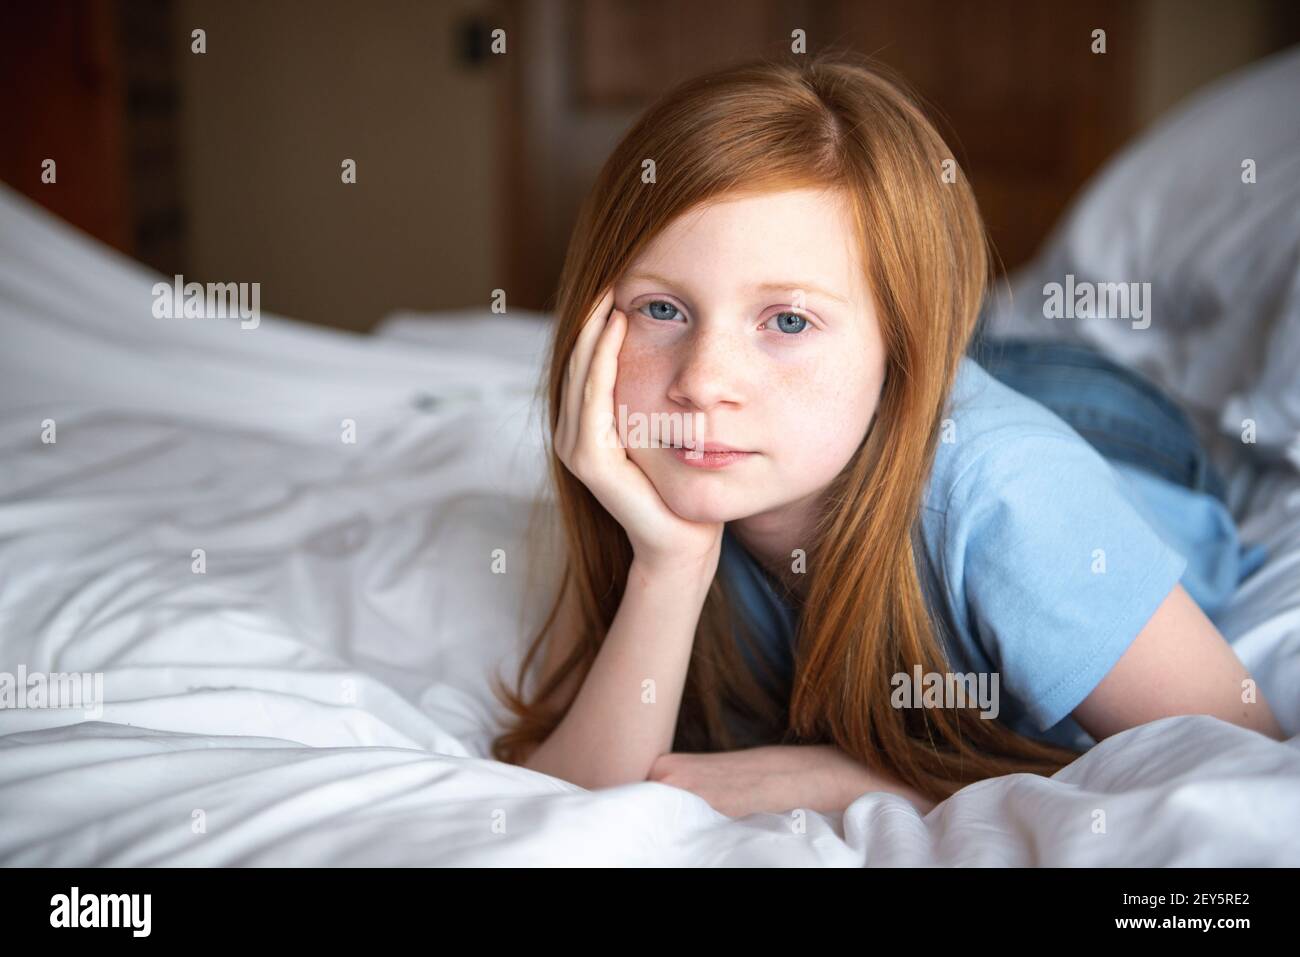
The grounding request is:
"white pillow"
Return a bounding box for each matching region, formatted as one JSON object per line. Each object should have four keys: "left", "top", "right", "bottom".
{"left": 983, "top": 45, "right": 1300, "bottom": 470}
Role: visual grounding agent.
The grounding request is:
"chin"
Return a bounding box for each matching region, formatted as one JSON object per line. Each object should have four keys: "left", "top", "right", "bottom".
{"left": 653, "top": 478, "right": 746, "bottom": 525}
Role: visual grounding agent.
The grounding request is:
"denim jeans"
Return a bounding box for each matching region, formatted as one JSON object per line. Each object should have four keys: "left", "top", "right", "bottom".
{"left": 969, "top": 335, "right": 1229, "bottom": 504}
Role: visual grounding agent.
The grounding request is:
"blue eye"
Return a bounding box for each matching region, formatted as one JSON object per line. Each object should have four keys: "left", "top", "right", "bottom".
{"left": 641, "top": 300, "right": 682, "bottom": 322}
{"left": 766, "top": 311, "right": 809, "bottom": 335}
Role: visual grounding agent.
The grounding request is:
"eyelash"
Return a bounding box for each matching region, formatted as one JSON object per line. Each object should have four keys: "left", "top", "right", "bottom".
{"left": 635, "top": 299, "right": 813, "bottom": 336}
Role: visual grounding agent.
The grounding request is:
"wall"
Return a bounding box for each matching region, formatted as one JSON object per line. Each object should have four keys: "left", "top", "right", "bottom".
{"left": 1137, "top": 0, "right": 1285, "bottom": 126}
{"left": 177, "top": 0, "right": 499, "bottom": 332}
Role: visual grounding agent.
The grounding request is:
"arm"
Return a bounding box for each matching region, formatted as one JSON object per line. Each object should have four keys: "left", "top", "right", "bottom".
{"left": 648, "top": 743, "right": 938, "bottom": 817}
{"left": 524, "top": 287, "right": 725, "bottom": 789}
{"left": 521, "top": 549, "right": 718, "bottom": 790}
{"left": 1071, "top": 582, "right": 1287, "bottom": 742}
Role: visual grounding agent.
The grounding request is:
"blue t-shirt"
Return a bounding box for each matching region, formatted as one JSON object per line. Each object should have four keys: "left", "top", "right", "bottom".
{"left": 718, "top": 355, "right": 1265, "bottom": 752}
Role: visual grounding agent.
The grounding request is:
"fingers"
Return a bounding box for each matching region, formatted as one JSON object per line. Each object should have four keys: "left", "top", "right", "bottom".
{"left": 557, "top": 286, "right": 615, "bottom": 459}
{"left": 578, "top": 307, "right": 626, "bottom": 453}
{"left": 568, "top": 286, "right": 615, "bottom": 430}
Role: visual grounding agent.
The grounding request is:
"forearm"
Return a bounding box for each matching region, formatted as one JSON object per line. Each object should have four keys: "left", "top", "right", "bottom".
{"left": 522, "top": 553, "right": 716, "bottom": 790}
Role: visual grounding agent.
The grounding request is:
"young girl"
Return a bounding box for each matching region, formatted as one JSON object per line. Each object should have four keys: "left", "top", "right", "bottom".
{"left": 489, "top": 53, "right": 1285, "bottom": 817}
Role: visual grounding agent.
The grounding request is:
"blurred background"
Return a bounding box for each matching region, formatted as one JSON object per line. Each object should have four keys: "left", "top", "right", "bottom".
{"left": 2, "top": 0, "right": 1298, "bottom": 333}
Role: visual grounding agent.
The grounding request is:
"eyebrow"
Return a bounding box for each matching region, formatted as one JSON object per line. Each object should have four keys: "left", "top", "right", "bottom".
{"left": 623, "top": 273, "right": 851, "bottom": 307}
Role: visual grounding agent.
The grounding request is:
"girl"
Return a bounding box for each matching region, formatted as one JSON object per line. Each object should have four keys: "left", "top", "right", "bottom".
{"left": 490, "top": 53, "right": 1285, "bottom": 817}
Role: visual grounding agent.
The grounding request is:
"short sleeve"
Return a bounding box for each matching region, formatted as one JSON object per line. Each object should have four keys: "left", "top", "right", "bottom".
{"left": 939, "top": 433, "right": 1188, "bottom": 732}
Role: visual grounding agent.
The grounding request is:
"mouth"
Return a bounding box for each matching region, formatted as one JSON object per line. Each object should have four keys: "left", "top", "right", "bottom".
{"left": 668, "top": 445, "right": 756, "bottom": 469}
{"left": 668, "top": 442, "right": 752, "bottom": 453}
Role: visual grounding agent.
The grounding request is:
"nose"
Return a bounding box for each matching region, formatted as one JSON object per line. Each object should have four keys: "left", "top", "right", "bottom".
{"left": 665, "top": 322, "right": 745, "bottom": 412}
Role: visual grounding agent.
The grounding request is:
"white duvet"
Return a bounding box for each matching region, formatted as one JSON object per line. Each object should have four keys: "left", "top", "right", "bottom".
{"left": 1, "top": 182, "right": 1299, "bottom": 866}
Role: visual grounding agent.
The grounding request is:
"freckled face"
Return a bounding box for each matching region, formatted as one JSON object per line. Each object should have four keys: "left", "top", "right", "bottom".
{"left": 612, "top": 187, "right": 887, "bottom": 524}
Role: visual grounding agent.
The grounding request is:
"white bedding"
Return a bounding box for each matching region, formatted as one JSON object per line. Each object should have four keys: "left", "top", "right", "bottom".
{"left": 2, "top": 181, "right": 1299, "bottom": 866}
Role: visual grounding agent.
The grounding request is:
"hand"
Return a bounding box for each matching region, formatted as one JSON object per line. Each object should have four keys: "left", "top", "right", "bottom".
{"left": 648, "top": 745, "right": 938, "bottom": 818}
{"left": 816, "top": 744, "right": 939, "bottom": 815}
{"left": 647, "top": 745, "right": 839, "bottom": 818}
{"left": 554, "top": 285, "right": 723, "bottom": 571}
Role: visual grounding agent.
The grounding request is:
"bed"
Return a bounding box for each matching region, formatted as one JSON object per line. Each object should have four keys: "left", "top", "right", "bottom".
{"left": 3, "top": 51, "right": 1300, "bottom": 866}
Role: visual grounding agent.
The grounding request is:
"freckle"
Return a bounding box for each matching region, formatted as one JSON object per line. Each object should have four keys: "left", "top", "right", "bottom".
{"left": 773, "top": 360, "right": 808, "bottom": 386}
{"left": 615, "top": 349, "right": 659, "bottom": 389}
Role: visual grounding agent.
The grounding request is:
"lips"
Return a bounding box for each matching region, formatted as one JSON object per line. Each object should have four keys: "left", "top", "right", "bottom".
{"left": 669, "top": 442, "right": 752, "bottom": 453}
{"left": 668, "top": 445, "right": 755, "bottom": 470}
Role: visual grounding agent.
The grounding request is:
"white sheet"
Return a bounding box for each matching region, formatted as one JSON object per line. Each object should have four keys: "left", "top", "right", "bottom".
{"left": 2, "top": 181, "right": 1299, "bottom": 866}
